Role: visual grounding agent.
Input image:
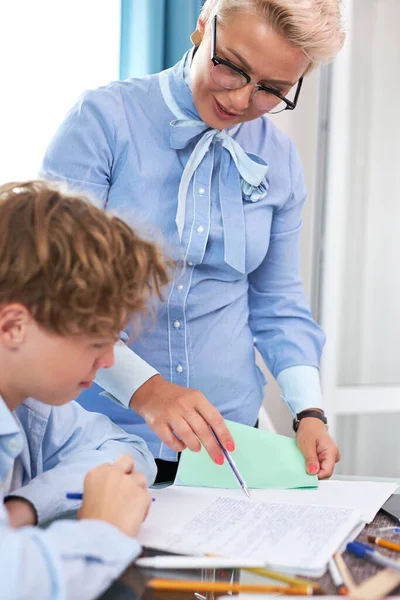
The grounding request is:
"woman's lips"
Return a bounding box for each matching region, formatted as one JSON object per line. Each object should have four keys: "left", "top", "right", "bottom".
{"left": 212, "top": 97, "right": 241, "bottom": 120}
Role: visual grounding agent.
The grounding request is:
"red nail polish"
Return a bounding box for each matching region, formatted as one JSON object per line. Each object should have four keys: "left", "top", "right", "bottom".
{"left": 308, "top": 465, "right": 318, "bottom": 474}
{"left": 226, "top": 441, "right": 235, "bottom": 452}
{"left": 215, "top": 455, "right": 224, "bottom": 465}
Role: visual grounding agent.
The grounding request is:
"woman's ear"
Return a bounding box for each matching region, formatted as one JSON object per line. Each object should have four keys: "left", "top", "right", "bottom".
{"left": 190, "top": 17, "right": 206, "bottom": 46}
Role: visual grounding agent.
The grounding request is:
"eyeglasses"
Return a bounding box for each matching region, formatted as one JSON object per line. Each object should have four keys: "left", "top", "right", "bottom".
{"left": 210, "top": 15, "right": 303, "bottom": 114}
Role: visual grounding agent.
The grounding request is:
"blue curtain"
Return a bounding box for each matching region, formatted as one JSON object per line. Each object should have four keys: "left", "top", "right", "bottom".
{"left": 120, "top": 0, "right": 204, "bottom": 79}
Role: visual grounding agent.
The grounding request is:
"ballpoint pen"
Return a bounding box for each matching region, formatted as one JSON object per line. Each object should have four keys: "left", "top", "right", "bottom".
{"left": 210, "top": 427, "right": 250, "bottom": 499}
{"left": 375, "top": 526, "right": 400, "bottom": 535}
{"left": 66, "top": 493, "right": 156, "bottom": 501}
{"left": 347, "top": 541, "right": 400, "bottom": 571}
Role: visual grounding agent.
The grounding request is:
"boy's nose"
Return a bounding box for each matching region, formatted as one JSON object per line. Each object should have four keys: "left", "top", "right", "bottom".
{"left": 97, "top": 346, "right": 115, "bottom": 370}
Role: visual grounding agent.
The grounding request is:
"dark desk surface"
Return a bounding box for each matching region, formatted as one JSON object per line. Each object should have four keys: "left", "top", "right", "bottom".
{"left": 98, "top": 509, "right": 400, "bottom": 600}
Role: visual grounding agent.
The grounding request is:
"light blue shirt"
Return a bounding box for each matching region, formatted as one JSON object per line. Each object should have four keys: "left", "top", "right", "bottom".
{"left": 0, "top": 394, "right": 156, "bottom": 600}
{"left": 42, "top": 52, "right": 326, "bottom": 461}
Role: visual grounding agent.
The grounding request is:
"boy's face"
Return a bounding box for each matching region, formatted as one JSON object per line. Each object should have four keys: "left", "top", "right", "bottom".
{"left": 0, "top": 304, "right": 116, "bottom": 407}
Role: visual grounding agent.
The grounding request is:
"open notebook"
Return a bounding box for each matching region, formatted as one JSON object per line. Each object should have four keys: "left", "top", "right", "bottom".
{"left": 138, "top": 481, "right": 397, "bottom": 577}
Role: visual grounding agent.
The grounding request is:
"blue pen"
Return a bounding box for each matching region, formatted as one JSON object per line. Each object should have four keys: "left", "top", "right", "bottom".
{"left": 347, "top": 541, "right": 400, "bottom": 572}
{"left": 210, "top": 428, "right": 250, "bottom": 499}
{"left": 66, "top": 493, "right": 156, "bottom": 502}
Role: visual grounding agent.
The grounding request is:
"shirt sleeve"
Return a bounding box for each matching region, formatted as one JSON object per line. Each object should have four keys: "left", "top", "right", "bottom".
{"left": 95, "top": 341, "right": 159, "bottom": 409}
{"left": 0, "top": 499, "right": 142, "bottom": 600}
{"left": 8, "top": 400, "right": 157, "bottom": 524}
{"left": 41, "top": 92, "right": 160, "bottom": 403}
{"left": 248, "top": 141, "right": 326, "bottom": 414}
{"left": 276, "top": 365, "right": 323, "bottom": 415}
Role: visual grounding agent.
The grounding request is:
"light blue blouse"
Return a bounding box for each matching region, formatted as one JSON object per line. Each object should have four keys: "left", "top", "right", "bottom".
{"left": 42, "top": 52, "right": 325, "bottom": 460}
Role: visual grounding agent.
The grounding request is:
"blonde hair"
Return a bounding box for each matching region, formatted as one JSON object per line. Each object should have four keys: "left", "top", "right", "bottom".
{"left": 200, "top": 0, "right": 345, "bottom": 71}
{"left": 0, "top": 180, "right": 171, "bottom": 338}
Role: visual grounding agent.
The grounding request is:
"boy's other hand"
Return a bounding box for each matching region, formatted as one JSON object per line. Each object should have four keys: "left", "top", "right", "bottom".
{"left": 78, "top": 455, "right": 151, "bottom": 537}
{"left": 130, "top": 375, "right": 235, "bottom": 464}
{"left": 4, "top": 497, "right": 37, "bottom": 528}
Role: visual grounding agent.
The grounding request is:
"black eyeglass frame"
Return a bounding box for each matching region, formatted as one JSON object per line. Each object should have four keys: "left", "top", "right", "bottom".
{"left": 210, "top": 15, "right": 303, "bottom": 112}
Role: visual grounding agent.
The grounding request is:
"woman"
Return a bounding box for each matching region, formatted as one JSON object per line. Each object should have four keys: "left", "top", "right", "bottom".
{"left": 42, "top": 0, "right": 344, "bottom": 482}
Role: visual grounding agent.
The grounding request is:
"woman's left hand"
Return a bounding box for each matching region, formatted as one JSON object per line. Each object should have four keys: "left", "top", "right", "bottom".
{"left": 296, "top": 418, "right": 340, "bottom": 479}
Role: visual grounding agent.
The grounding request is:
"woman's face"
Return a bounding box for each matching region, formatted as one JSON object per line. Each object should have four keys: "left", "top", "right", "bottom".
{"left": 190, "top": 12, "right": 310, "bottom": 129}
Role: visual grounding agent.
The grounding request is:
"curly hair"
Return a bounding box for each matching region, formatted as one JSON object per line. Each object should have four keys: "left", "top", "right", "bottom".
{"left": 0, "top": 180, "right": 171, "bottom": 338}
{"left": 200, "top": 0, "right": 345, "bottom": 71}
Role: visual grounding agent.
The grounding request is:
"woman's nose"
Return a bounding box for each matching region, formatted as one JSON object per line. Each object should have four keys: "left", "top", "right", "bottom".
{"left": 228, "top": 84, "right": 254, "bottom": 112}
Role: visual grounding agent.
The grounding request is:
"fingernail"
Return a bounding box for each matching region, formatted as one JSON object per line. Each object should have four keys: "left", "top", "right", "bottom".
{"left": 215, "top": 455, "right": 224, "bottom": 466}
{"left": 307, "top": 464, "right": 318, "bottom": 474}
{"left": 226, "top": 441, "right": 235, "bottom": 452}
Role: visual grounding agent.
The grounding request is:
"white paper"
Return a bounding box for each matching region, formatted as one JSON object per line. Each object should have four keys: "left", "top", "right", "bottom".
{"left": 139, "top": 486, "right": 362, "bottom": 577}
{"left": 188, "top": 480, "right": 398, "bottom": 523}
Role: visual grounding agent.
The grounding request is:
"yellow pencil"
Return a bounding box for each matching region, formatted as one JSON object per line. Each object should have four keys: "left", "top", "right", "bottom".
{"left": 147, "top": 578, "right": 314, "bottom": 595}
{"left": 368, "top": 535, "right": 400, "bottom": 553}
{"left": 244, "top": 566, "right": 321, "bottom": 590}
{"left": 333, "top": 552, "right": 356, "bottom": 592}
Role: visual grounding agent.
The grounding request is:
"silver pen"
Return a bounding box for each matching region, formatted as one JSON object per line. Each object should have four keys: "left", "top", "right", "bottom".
{"left": 211, "top": 428, "right": 251, "bottom": 499}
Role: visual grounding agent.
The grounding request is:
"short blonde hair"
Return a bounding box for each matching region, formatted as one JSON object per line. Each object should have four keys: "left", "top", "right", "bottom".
{"left": 200, "top": 0, "right": 345, "bottom": 71}
{"left": 0, "top": 180, "right": 171, "bottom": 338}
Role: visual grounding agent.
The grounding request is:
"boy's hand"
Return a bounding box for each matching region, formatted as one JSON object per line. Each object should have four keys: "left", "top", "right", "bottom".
{"left": 296, "top": 418, "right": 340, "bottom": 479}
{"left": 78, "top": 455, "right": 151, "bottom": 537}
{"left": 130, "top": 375, "right": 235, "bottom": 463}
{"left": 4, "top": 497, "right": 37, "bottom": 528}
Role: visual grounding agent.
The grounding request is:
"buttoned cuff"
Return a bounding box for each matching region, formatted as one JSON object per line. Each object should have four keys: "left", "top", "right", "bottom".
{"left": 95, "top": 341, "right": 159, "bottom": 409}
{"left": 276, "top": 366, "right": 323, "bottom": 416}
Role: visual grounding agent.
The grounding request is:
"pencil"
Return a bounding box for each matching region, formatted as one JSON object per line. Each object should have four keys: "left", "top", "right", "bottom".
{"left": 244, "top": 567, "right": 321, "bottom": 591}
{"left": 334, "top": 552, "right": 356, "bottom": 592}
{"left": 147, "top": 578, "right": 315, "bottom": 595}
{"left": 368, "top": 535, "right": 400, "bottom": 553}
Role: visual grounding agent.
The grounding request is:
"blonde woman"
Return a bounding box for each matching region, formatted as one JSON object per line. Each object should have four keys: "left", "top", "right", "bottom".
{"left": 42, "top": 0, "right": 345, "bottom": 483}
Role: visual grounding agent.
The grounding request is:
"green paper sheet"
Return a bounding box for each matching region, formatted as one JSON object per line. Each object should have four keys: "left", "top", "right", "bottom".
{"left": 175, "top": 419, "right": 318, "bottom": 490}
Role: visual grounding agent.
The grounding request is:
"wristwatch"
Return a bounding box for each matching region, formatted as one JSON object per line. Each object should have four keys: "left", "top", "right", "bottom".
{"left": 292, "top": 409, "right": 328, "bottom": 433}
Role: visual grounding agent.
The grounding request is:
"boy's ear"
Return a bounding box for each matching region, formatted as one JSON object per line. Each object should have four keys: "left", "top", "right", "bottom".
{"left": 0, "top": 304, "right": 30, "bottom": 348}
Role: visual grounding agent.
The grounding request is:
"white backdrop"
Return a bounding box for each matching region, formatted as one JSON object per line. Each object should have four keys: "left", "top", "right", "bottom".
{"left": 0, "top": 0, "right": 121, "bottom": 182}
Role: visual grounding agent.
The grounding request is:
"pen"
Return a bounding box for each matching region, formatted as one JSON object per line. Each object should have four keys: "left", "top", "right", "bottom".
{"left": 328, "top": 558, "right": 348, "bottom": 595}
{"left": 66, "top": 493, "right": 156, "bottom": 501}
{"left": 368, "top": 535, "right": 400, "bottom": 553}
{"left": 210, "top": 427, "right": 250, "bottom": 499}
{"left": 375, "top": 526, "right": 400, "bottom": 535}
{"left": 146, "top": 578, "right": 314, "bottom": 595}
{"left": 136, "top": 556, "right": 269, "bottom": 569}
{"left": 347, "top": 541, "right": 400, "bottom": 572}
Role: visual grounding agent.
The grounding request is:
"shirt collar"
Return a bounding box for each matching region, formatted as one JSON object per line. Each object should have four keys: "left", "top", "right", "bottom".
{"left": 0, "top": 395, "right": 21, "bottom": 436}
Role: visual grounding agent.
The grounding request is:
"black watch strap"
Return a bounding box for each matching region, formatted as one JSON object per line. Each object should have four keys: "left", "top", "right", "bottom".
{"left": 292, "top": 409, "right": 327, "bottom": 433}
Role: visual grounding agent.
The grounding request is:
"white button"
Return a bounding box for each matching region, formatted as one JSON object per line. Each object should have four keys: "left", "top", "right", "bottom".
{"left": 196, "top": 225, "right": 204, "bottom": 234}
{"left": 188, "top": 261, "right": 194, "bottom": 266}
{"left": 177, "top": 284, "right": 184, "bottom": 292}
{"left": 7, "top": 438, "right": 19, "bottom": 452}
{"left": 176, "top": 364, "right": 183, "bottom": 373}
{"left": 173, "top": 320, "right": 181, "bottom": 329}
{"left": 198, "top": 187, "right": 205, "bottom": 196}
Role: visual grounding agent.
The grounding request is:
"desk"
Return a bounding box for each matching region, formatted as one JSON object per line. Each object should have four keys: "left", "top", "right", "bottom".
{"left": 98, "top": 476, "right": 400, "bottom": 599}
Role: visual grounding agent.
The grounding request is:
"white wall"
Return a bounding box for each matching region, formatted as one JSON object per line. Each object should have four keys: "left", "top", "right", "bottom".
{"left": 0, "top": 1, "right": 121, "bottom": 182}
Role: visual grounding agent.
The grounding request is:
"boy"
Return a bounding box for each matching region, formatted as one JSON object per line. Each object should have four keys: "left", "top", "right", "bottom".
{"left": 0, "top": 180, "right": 169, "bottom": 599}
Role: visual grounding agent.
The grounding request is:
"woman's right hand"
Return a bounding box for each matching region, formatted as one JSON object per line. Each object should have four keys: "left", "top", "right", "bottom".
{"left": 78, "top": 455, "right": 151, "bottom": 538}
